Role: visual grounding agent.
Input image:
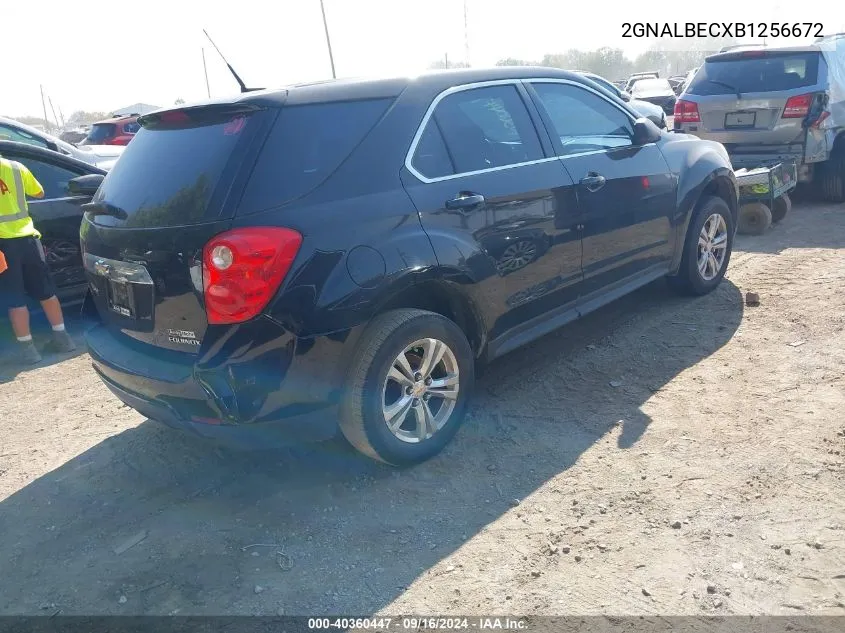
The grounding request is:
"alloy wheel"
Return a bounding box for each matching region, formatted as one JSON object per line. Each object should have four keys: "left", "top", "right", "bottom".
{"left": 382, "top": 338, "right": 460, "bottom": 443}
{"left": 697, "top": 214, "right": 728, "bottom": 281}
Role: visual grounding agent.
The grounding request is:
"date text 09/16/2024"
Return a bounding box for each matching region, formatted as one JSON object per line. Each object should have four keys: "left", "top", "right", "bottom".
{"left": 622, "top": 22, "right": 824, "bottom": 39}
{"left": 307, "top": 618, "right": 529, "bottom": 631}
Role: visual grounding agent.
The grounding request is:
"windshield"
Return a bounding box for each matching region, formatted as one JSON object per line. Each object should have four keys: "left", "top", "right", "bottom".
{"left": 687, "top": 52, "right": 821, "bottom": 95}
{"left": 631, "top": 79, "right": 672, "bottom": 94}
{"left": 92, "top": 109, "right": 264, "bottom": 228}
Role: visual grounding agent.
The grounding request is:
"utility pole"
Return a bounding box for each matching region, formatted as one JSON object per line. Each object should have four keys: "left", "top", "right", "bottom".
{"left": 48, "top": 96, "right": 60, "bottom": 130}
{"left": 202, "top": 47, "right": 211, "bottom": 98}
{"left": 445, "top": 52, "right": 449, "bottom": 69}
{"left": 58, "top": 105, "right": 66, "bottom": 128}
{"left": 39, "top": 85, "right": 50, "bottom": 133}
{"left": 319, "top": 0, "right": 337, "bottom": 79}
{"left": 463, "top": 0, "right": 470, "bottom": 67}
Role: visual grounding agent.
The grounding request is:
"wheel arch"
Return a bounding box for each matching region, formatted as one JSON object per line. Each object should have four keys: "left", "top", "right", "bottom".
{"left": 375, "top": 277, "right": 487, "bottom": 360}
{"left": 670, "top": 166, "right": 738, "bottom": 273}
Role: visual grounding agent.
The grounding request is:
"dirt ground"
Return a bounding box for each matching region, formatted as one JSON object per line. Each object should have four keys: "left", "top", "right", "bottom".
{"left": 1, "top": 194, "right": 844, "bottom": 616}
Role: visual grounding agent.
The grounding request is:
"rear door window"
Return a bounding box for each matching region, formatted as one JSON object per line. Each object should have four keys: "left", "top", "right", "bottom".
{"left": 687, "top": 52, "right": 821, "bottom": 95}
{"left": 93, "top": 109, "right": 266, "bottom": 228}
{"left": 238, "top": 98, "right": 392, "bottom": 214}
{"left": 411, "top": 84, "right": 544, "bottom": 179}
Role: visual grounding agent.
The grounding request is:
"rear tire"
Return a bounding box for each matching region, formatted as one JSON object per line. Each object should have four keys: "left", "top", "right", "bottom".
{"left": 338, "top": 309, "right": 474, "bottom": 467}
{"left": 668, "top": 195, "right": 734, "bottom": 296}
{"left": 737, "top": 202, "right": 772, "bottom": 235}
{"left": 771, "top": 193, "right": 792, "bottom": 223}
{"left": 819, "top": 146, "right": 845, "bottom": 203}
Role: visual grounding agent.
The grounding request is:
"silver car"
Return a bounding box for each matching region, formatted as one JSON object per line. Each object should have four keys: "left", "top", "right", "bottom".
{"left": 674, "top": 38, "right": 845, "bottom": 201}
{"left": 0, "top": 116, "right": 123, "bottom": 170}
{"left": 577, "top": 72, "right": 668, "bottom": 129}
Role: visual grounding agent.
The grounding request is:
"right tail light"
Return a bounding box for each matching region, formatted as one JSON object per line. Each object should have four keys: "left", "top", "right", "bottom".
{"left": 202, "top": 227, "right": 302, "bottom": 325}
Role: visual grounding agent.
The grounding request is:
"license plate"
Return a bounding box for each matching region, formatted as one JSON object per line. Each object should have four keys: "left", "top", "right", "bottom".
{"left": 107, "top": 279, "right": 133, "bottom": 317}
{"left": 725, "top": 111, "right": 756, "bottom": 128}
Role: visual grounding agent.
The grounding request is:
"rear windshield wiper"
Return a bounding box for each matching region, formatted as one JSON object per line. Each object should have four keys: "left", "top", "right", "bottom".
{"left": 702, "top": 79, "right": 742, "bottom": 99}
{"left": 81, "top": 202, "right": 128, "bottom": 220}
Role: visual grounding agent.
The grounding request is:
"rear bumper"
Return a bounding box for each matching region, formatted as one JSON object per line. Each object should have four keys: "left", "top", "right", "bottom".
{"left": 86, "top": 320, "right": 352, "bottom": 448}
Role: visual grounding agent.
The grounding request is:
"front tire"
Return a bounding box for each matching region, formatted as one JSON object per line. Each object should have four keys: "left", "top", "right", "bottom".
{"left": 668, "top": 195, "right": 734, "bottom": 296}
{"left": 338, "top": 309, "right": 474, "bottom": 466}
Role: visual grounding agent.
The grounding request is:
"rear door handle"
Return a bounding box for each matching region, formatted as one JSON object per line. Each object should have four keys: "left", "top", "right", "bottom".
{"left": 579, "top": 173, "right": 606, "bottom": 192}
{"left": 445, "top": 192, "right": 485, "bottom": 211}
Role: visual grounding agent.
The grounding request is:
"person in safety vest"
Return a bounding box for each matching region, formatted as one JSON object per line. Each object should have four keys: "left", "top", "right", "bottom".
{"left": 0, "top": 154, "right": 76, "bottom": 364}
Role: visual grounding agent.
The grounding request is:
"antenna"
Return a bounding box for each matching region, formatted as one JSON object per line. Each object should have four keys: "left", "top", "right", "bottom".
{"left": 202, "top": 47, "right": 211, "bottom": 98}
{"left": 203, "top": 29, "right": 259, "bottom": 93}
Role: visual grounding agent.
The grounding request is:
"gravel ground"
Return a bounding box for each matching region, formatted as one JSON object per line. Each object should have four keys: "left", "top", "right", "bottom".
{"left": 0, "top": 194, "right": 844, "bottom": 616}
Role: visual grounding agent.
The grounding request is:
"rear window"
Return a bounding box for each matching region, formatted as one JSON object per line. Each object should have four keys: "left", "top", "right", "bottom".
{"left": 93, "top": 109, "right": 263, "bottom": 228}
{"left": 687, "top": 52, "right": 821, "bottom": 95}
{"left": 85, "top": 124, "right": 116, "bottom": 143}
{"left": 238, "top": 98, "right": 392, "bottom": 214}
{"left": 631, "top": 79, "right": 672, "bottom": 94}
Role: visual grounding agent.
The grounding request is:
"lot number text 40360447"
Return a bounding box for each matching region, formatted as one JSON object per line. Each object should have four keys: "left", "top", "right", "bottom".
{"left": 622, "top": 22, "right": 824, "bottom": 39}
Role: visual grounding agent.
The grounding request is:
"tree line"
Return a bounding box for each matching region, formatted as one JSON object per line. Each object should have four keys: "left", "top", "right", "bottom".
{"left": 433, "top": 37, "right": 739, "bottom": 80}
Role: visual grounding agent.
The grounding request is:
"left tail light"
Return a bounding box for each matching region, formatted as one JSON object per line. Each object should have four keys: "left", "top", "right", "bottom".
{"left": 202, "top": 227, "right": 303, "bottom": 325}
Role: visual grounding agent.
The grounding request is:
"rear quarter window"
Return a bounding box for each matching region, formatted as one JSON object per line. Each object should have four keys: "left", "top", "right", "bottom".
{"left": 237, "top": 98, "right": 392, "bottom": 214}
{"left": 688, "top": 52, "right": 821, "bottom": 95}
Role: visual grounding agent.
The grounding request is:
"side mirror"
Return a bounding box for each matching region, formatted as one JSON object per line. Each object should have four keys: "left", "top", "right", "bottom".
{"left": 632, "top": 117, "right": 662, "bottom": 145}
{"left": 68, "top": 174, "right": 104, "bottom": 197}
{"left": 619, "top": 91, "right": 632, "bottom": 102}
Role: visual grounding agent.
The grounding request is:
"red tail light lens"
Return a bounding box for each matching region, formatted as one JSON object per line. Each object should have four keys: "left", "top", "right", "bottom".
{"left": 674, "top": 100, "right": 701, "bottom": 123}
{"left": 783, "top": 94, "right": 812, "bottom": 118}
{"left": 202, "top": 227, "right": 302, "bottom": 325}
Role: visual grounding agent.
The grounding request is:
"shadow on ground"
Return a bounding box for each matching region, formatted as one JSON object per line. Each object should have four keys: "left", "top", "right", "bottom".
{"left": 0, "top": 313, "right": 87, "bottom": 383}
{"left": 0, "top": 279, "right": 743, "bottom": 615}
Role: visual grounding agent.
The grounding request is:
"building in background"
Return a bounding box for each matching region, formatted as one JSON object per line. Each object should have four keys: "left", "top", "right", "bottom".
{"left": 110, "top": 103, "right": 160, "bottom": 117}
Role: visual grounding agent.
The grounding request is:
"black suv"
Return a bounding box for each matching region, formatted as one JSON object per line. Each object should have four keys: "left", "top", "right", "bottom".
{"left": 80, "top": 67, "right": 737, "bottom": 466}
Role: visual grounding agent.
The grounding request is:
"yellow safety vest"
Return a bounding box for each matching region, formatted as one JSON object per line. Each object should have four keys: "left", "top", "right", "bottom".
{"left": 0, "top": 157, "right": 42, "bottom": 239}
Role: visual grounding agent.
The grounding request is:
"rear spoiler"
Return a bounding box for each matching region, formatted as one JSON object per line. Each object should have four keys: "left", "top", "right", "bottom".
{"left": 707, "top": 47, "right": 821, "bottom": 62}
{"left": 138, "top": 103, "right": 266, "bottom": 129}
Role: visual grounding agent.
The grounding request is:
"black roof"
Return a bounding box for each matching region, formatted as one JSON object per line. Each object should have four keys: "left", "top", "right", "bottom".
{"left": 148, "top": 66, "right": 587, "bottom": 114}
{"left": 0, "top": 140, "right": 107, "bottom": 174}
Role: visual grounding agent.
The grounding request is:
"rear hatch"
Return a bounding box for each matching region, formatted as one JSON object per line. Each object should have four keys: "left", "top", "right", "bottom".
{"left": 677, "top": 50, "right": 827, "bottom": 150}
{"left": 80, "top": 104, "right": 273, "bottom": 354}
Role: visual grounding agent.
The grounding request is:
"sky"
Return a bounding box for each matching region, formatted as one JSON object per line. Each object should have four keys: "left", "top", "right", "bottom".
{"left": 4, "top": 0, "right": 842, "bottom": 119}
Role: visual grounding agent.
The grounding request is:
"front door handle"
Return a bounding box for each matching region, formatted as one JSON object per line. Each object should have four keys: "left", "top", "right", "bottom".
{"left": 445, "top": 192, "right": 485, "bottom": 211}
{"left": 580, "top": 173, "right": 607, "bottom": 192}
